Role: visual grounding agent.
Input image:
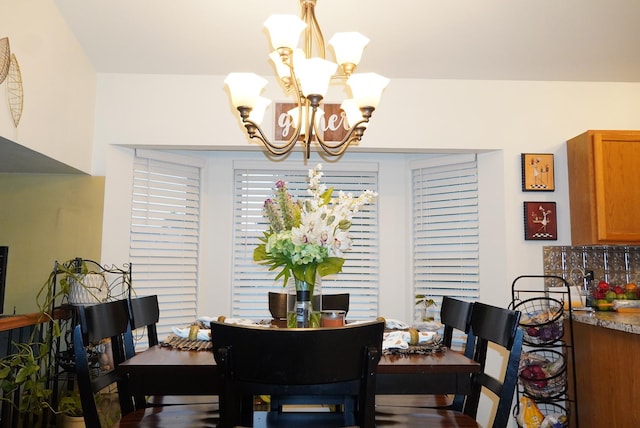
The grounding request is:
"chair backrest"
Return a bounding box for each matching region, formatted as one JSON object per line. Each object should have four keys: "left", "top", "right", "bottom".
{"left": 268, "top": 291, "right": 288, "bottom": 319}
{"left": 439, "top": 296, "right": 476, "bottom": 411}
{"left": 440, "top": 296, "right": 474, "bottom": 350}
{"left": 319, "top": 293, "right": 350, "bottom": 315}
{"left": 211, "top": 320, "right": 384, "bottom": 428}
{"left": 74, "top": 299, "right": 136, "bottom": 427}
{"left": 269, "top": 292, "right": 351, "bottom": 319}
{"left": 128, "top": 295, "right": 160, "bottom": 347}
{"left": 462, "top": 301, "right": 523, "bottom": 428}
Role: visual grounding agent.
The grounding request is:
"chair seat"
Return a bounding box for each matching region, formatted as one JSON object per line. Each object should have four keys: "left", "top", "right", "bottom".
{"left": 375, "top": 406, "right": 480, "bottom": 427}
{"left": 375, "top": 394, "right": 453, "bottom": 408}
{"left": 112, "top": 403, "right": 219, "bottom": 427}
{"left": 265, "top": 411, "right": 359, "bottom": 428}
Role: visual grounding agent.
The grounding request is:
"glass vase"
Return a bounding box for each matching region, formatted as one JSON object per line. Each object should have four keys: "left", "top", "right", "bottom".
{"left": 414, "top": 302, "right": 439, "bottom": 330}
{"left": 287, "top": 276, "right": 322, "bottom": 328}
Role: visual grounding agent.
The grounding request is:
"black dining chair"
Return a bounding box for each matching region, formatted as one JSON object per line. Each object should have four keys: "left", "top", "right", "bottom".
{"left": 211, "top": 319, "right": 384, "bottom": 428}
{"left": 376, "top": 301, "right": 523, "bottom": 428}
{"left": 73, "top": 300, "right": 134, "bottom": 427}
{"left": 73, "top": 299, "right": 217, "bottom": 427}
{"left": 268, "top": 291, "right": 288, "bottom": 319}
{"left": 318, "top": 293, "right": 350, "bottom": 315}
{"left": 128, "top": 294, "right": 160, "bottom": 347}
{"left": 268, "top": 292, "right": 350, "bottom": 326}
{"left": 377, "top": 296, "right": 476, "bottom": 411}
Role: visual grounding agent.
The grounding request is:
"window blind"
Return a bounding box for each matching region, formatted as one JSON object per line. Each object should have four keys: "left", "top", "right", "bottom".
{"left": 130, "top": 152, "right": 202, "bottom": 347}
{"left": 232, "top": 162, "right": 379, "bottom": 320}
{"left": 411, "top": 154, "right": 479, "bottom": 347}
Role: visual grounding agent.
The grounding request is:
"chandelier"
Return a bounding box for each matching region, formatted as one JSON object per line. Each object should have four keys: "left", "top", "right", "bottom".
{"left": 224, "top": 0, "right": 389, "bottom": 159}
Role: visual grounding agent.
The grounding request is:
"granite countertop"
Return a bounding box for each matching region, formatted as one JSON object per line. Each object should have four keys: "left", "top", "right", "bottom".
{"left": 570, "top": 309, "right": 640, "bottom": 334}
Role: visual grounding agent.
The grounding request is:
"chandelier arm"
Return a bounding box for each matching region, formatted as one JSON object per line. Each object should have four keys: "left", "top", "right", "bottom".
{"left": 257, "top": 136, "right": 304, "bottom": 157}
{"left": 317, "top": 133, "right": 361, "bottom": 157}
{"left": 313, "top": 105, "right": 373, "bottom": 150}
{"left": 286, "top": 61, "right": 309, "bottom": 135}
{"left": 301, "top": 0, "right": 325, "bottom": 58}
{"left": 311, "top": 118, "right": 369, "bottom": 157}
{"left": 240, "top": 116, "right": 303, "bottom": 155}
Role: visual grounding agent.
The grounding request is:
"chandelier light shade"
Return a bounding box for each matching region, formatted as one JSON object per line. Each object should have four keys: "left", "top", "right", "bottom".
{"left": 296, "top": 58, "right": 337, "bottom": 97}
{"left": 248, "top": 97, "right": 272, "bottom": 126}
{"left": 224, "top": 73, "right": 268, "bottom": 109}
{"left": 347, "top": 73, "right": 389, "bottom": 108}
{"left": 263, "top": 15, "right": 307, "bottom": 50}
{"left": 287, "top": 106, "right": 324, "bottom": 136}
{"left": 328, "top": 32, "right": 370, "bottom": 71}
{"left": 224, "top": 0, "right": 389, "bottom": 159}
{"left": 340, "top": 99, "right": 366, "bottom": 129}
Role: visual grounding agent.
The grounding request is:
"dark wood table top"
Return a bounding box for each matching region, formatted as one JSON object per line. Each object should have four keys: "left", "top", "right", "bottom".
{"left": 120, "top": 344, "right": 480, "bottom": 396}
{"left": 121, "top": 344, "right": 479, "bottom": 374}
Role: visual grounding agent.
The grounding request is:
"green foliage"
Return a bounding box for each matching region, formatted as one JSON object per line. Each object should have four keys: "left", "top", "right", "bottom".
{"left": 0, "top": 257, "right": 129, "bottom": 425}
{"left": 58, "top": 389, "right": 83, "bottom": 417}
{"left": 0, "top": 342, "right": 54, "bottom": 419}
{"left": 415, "top": 294, "right": 436, "bottom": 308}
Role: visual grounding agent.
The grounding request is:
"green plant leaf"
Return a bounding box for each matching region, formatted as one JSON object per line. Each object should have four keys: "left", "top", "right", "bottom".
{"left": 320, "top": 187, "right": 334, "bottom": 205}
{"left": 52, "top": 321, "right": 61, "bottom": 338}
{"left": 253, "top": 244, "right": 268, "bottom": 261}
{"left": 317, "top": 257, "right": 344, "bottom": 277}
{"left": 0, "top": 367, "right": 11, "bottom": 380}
{"left": 15, "top": 363, "right": 38, "bottom": 384}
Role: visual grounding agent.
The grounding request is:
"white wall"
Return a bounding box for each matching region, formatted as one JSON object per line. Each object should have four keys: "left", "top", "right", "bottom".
{"left": 0, "top": 0, "right": 97, "bottom": 173}
{"left": 96, "top": 73, "right": 640, "bottom": 316}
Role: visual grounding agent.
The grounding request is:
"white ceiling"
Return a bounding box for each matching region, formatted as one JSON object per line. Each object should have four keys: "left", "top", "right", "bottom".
{"left": 53, "top": 0, "right": 640, "bottom": 82}
{"left": 4, "top": 0, "right": 640, "bottom": 173}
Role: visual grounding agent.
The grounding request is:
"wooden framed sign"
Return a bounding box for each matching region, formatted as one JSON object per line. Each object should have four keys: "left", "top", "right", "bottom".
{"left": 521, "top": 153, "right": 555, "bottom": 191}
{"left": 273, "top": 102, "right": 348, "bottom": 142}
{"left": 524, "top": 201, "right": 557, "bottom": 240}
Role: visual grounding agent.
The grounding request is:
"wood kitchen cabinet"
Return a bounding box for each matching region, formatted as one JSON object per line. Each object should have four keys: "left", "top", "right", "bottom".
{"left": 567, "top": 130, "right": 640, "bottom": 245}
{"left": 569, "top": 319, "right": 640, "bottom": 428}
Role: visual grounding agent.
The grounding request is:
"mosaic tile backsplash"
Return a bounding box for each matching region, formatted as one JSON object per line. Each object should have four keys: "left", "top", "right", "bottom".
{"left": 543, "top": 246, "right": 640, "bottom": 291}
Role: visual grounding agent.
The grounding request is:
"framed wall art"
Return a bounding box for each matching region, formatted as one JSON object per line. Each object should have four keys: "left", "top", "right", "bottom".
{"left": 524, "top": 201, "right": 557, "bottom": 240}
{"left": 521, "top": 153, "right": 555, "bottom": 191}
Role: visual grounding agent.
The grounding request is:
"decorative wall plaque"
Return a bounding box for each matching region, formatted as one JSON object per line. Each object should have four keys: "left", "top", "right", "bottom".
{"left": 521, "top": 153, "right": 555, "bottom": 191}
{"left": 274, "top": 102, "right": 348, "bottom": 142}
{"left": 524, "top": 201, "right": 557, "bottom": 240}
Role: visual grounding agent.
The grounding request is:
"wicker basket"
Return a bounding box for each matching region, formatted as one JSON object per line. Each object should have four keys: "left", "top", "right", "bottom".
{"left": 514, "top": 297, "right": 564, "bottom": 345}
{"left": 519, "top": 349, "right": 567, "bottom": 399}
{"left": 515, "top": 401, "right": 569, "bottom": 427}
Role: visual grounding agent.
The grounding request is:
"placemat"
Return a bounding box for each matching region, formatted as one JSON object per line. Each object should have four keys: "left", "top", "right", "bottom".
{"left": 382, "top": 333, "right": 445, "bottom": 356}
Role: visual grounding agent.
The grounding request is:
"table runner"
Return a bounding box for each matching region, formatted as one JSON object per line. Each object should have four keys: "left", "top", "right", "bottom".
{"left": 161, "top": 334, "right": 212, "bottom": 351}
{"left": 161, "top": 331, "right": 444, "bottom": 354}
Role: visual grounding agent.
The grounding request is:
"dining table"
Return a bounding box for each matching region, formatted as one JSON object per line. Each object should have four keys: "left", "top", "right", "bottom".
{"left": 120, "top": 343, "right": 481, "bottom": 397}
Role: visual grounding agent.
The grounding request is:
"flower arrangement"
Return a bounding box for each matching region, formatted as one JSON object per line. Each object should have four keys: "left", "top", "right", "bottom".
{"left": 254, "top": 164, "right": 377, "bottom": 292}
